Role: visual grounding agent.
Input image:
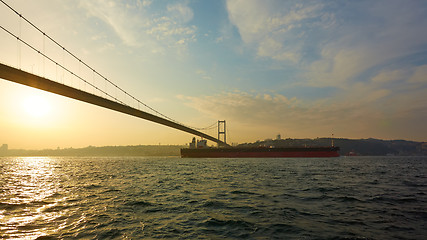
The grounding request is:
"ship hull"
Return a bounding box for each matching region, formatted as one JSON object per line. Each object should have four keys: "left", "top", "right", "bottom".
{"left": 181, "top": 147, "right": 340, "bottom": 158}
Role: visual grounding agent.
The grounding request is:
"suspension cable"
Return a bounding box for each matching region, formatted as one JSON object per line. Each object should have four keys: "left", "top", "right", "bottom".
{"left": 195, "top": 122, "right": 217, "bottom": 130}
{"left": 0, "top": 0, "right": 177, "bottom": 122}
{"left": 0, "top": 25, "right": 125, "bottom": 105}
{"left": 0, "top": 0, "right": 218, "bottom": 133}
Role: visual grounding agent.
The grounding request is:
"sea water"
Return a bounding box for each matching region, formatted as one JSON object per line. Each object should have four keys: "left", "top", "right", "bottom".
{"left": 0, "top": 156, "right": 426, "bottom": 239}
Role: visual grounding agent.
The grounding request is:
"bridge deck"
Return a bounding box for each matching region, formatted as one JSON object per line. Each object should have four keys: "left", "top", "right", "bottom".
{"left": 0, "top": 63, "right": 228, "bottom": 146}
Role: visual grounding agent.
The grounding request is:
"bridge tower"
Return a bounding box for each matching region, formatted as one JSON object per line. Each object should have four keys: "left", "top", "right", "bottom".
{"left": 218, "top": 120, "right": 226, "bottom": 147}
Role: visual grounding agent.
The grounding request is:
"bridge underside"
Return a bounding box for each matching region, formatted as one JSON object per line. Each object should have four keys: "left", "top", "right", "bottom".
{"left": 0, "top": 63, "right": 229, "bottom": 147}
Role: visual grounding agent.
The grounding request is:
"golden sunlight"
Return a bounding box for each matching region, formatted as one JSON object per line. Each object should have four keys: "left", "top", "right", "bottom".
{"left": 22, "top": 94, "right": 51, "bottom": 118}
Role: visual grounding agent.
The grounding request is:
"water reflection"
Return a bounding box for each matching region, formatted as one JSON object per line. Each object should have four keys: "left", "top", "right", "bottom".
{"left": 0, "top": 157, "right": 63, "bottom": 239}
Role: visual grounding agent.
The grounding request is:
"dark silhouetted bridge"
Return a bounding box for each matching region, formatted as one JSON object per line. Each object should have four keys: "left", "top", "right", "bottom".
{"left": 0, "top": 0, "right": 229, "bottom": 147}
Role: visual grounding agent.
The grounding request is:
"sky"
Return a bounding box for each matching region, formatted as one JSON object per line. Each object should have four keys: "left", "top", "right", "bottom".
{"left": 0, "top": 0, "right": 426, "bottom": 149}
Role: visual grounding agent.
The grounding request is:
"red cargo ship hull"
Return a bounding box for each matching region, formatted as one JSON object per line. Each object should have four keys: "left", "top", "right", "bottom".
{"left": 181, "top": 146, "right": 340, "bottom": 158}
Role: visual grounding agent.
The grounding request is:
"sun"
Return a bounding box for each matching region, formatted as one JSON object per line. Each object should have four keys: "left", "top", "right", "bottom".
{"left": 22, "top": 95, "right": 51, "bottom": 118}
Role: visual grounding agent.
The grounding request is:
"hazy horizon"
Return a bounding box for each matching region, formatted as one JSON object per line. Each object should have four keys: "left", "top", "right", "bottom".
{"left": 2, "top": 136, "right": 425, "bottom": 152}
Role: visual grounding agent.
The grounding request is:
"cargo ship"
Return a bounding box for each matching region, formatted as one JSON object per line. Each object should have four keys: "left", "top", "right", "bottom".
{"left": 181, "top": 138, "right": 340, "bottom": 158}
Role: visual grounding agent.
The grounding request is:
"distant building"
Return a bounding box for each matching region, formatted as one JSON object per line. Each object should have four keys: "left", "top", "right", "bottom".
{"left": 0, "top": 144, "right": 8, "bottom": 155}
{"left": 276, "top": 134, "right": 281, "bottom": 140}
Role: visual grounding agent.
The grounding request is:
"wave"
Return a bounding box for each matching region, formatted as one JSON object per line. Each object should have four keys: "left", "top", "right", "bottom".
{"left": 199, "top": 217, "right": 256, "bottom": 238}
{"left": 102, "top": 189, "right": 121, "bottom": 193}
{"left": 334, "top": 196, "right": 364, "bottom": 203}
{"left": 230, "top": 190, "right": 257, "bottom": 195}
{"left": 1, "top": 156, "right": 425, "bottom": 239}
{"left": 200, "top": 200, "right": 227, "bottom": 208}
{"left": 369, "top": 196, "right": 419, "bottom": 204}
{"left": 125, "top": 200, "right": 154, "bottom": 207}
{"left": 0, "top": 202, "right": 29, "bottom": 211}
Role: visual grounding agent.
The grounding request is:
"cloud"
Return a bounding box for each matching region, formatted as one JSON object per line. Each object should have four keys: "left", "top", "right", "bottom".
{"left": 226, "top": 0, "right": 326, "bottom": 62}
{"left": 139, "top": 0, "right": 152, "bottom": 8}
{"left": 226, "top": 0, "right": 427, "bottom": 92}
{"left": 257, "top": 38, "right": 299, "bottom": 62}
{"left": 371, "top": 69, "right": 406, "bottom": 84}
{"left": 167, "top": 1, "right": 194, "bottom": 23}
{"left": 79, "top": 0, "right": 197, "bottom": 54}
{"left": 303, "top": 1, "right": 427, "bottom": 88}
{"left": 79, "top": 0, "right": 146, "bottom": 47}
{"left": 215, "top": 36, "right": 224, "bottom": 43}
{"left": 180, "top": 91, "right": 341, "bottom": 136}
{"left": 179, "top": 85, "right": 426, "bottom": 141}
{"left": 196, "top": 70, "right": 212, "bottom": 80}
{"left": 305, "top": 46, "right": 389, "bottom": 88}
{"left": 409, "top": 65, "right": 427, "bottom": 83}
{"left": 226, "top": 0, "right": 320, "bottom": 43}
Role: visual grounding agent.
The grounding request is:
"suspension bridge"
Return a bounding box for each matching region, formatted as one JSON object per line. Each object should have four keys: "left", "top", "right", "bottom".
{"left": 0, "top": 1, "right": 229, "bottom": 147}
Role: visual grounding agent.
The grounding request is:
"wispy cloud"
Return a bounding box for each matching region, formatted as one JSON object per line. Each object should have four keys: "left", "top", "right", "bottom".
{"left": 79, "top": 0, "right": 146, "bottom": 47}
{"left": 167, "top": 1, "right": 194, "bottom": 23}
{"left": 79, "top": 0, "right": 197, "bottom": 54}
{"left": 179, "top": 85, "right": 425, "bottom": 140}
{"left": 226, "top": 0, "right": 427, "bottom": 86}
{"left": 195, "top": 70, "right": 212, "bottom": 80}
{"left": 226, "top": 0, "right": 327, "bottom": 62}
{"left": 220, "top": 0, "right": 427, "bottom": 141}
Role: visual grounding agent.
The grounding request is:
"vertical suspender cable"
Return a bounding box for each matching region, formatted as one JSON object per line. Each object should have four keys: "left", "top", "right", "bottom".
{"left": 1, "top": 0, "right": 220, "bottom": 133}
{"left": 17, "top": 14, "right": 21, "bottom": 69}
{"left": 43, "top": 33, "right": 45, "bottom": 77}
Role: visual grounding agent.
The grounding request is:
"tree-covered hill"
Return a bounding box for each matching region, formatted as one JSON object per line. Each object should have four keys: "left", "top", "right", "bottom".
{"left": 237, "top": 138, "right": 426, "bottom": 156}
{"left": 1, "top": 138, "right": 425, "bottom": 156}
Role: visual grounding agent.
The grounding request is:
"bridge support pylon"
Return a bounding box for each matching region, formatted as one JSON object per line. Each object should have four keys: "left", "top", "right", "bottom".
{"left": 218, "top": 120, "right": 226, "bottom": 147}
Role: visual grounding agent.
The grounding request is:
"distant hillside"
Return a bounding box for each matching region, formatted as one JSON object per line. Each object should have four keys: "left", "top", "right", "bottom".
{"left": 1, "top": 138, "right": 426, "bottom": 157}
{"left": 2, "top": 145, "right": 184, "bottom": 157}
{"left": 237, "top": 138, "right": 427, "bottom": 156}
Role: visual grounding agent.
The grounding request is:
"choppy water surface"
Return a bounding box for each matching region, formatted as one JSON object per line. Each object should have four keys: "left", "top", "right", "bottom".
{"left": 0, "top": 156, "right": 426, "bottom": 239}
